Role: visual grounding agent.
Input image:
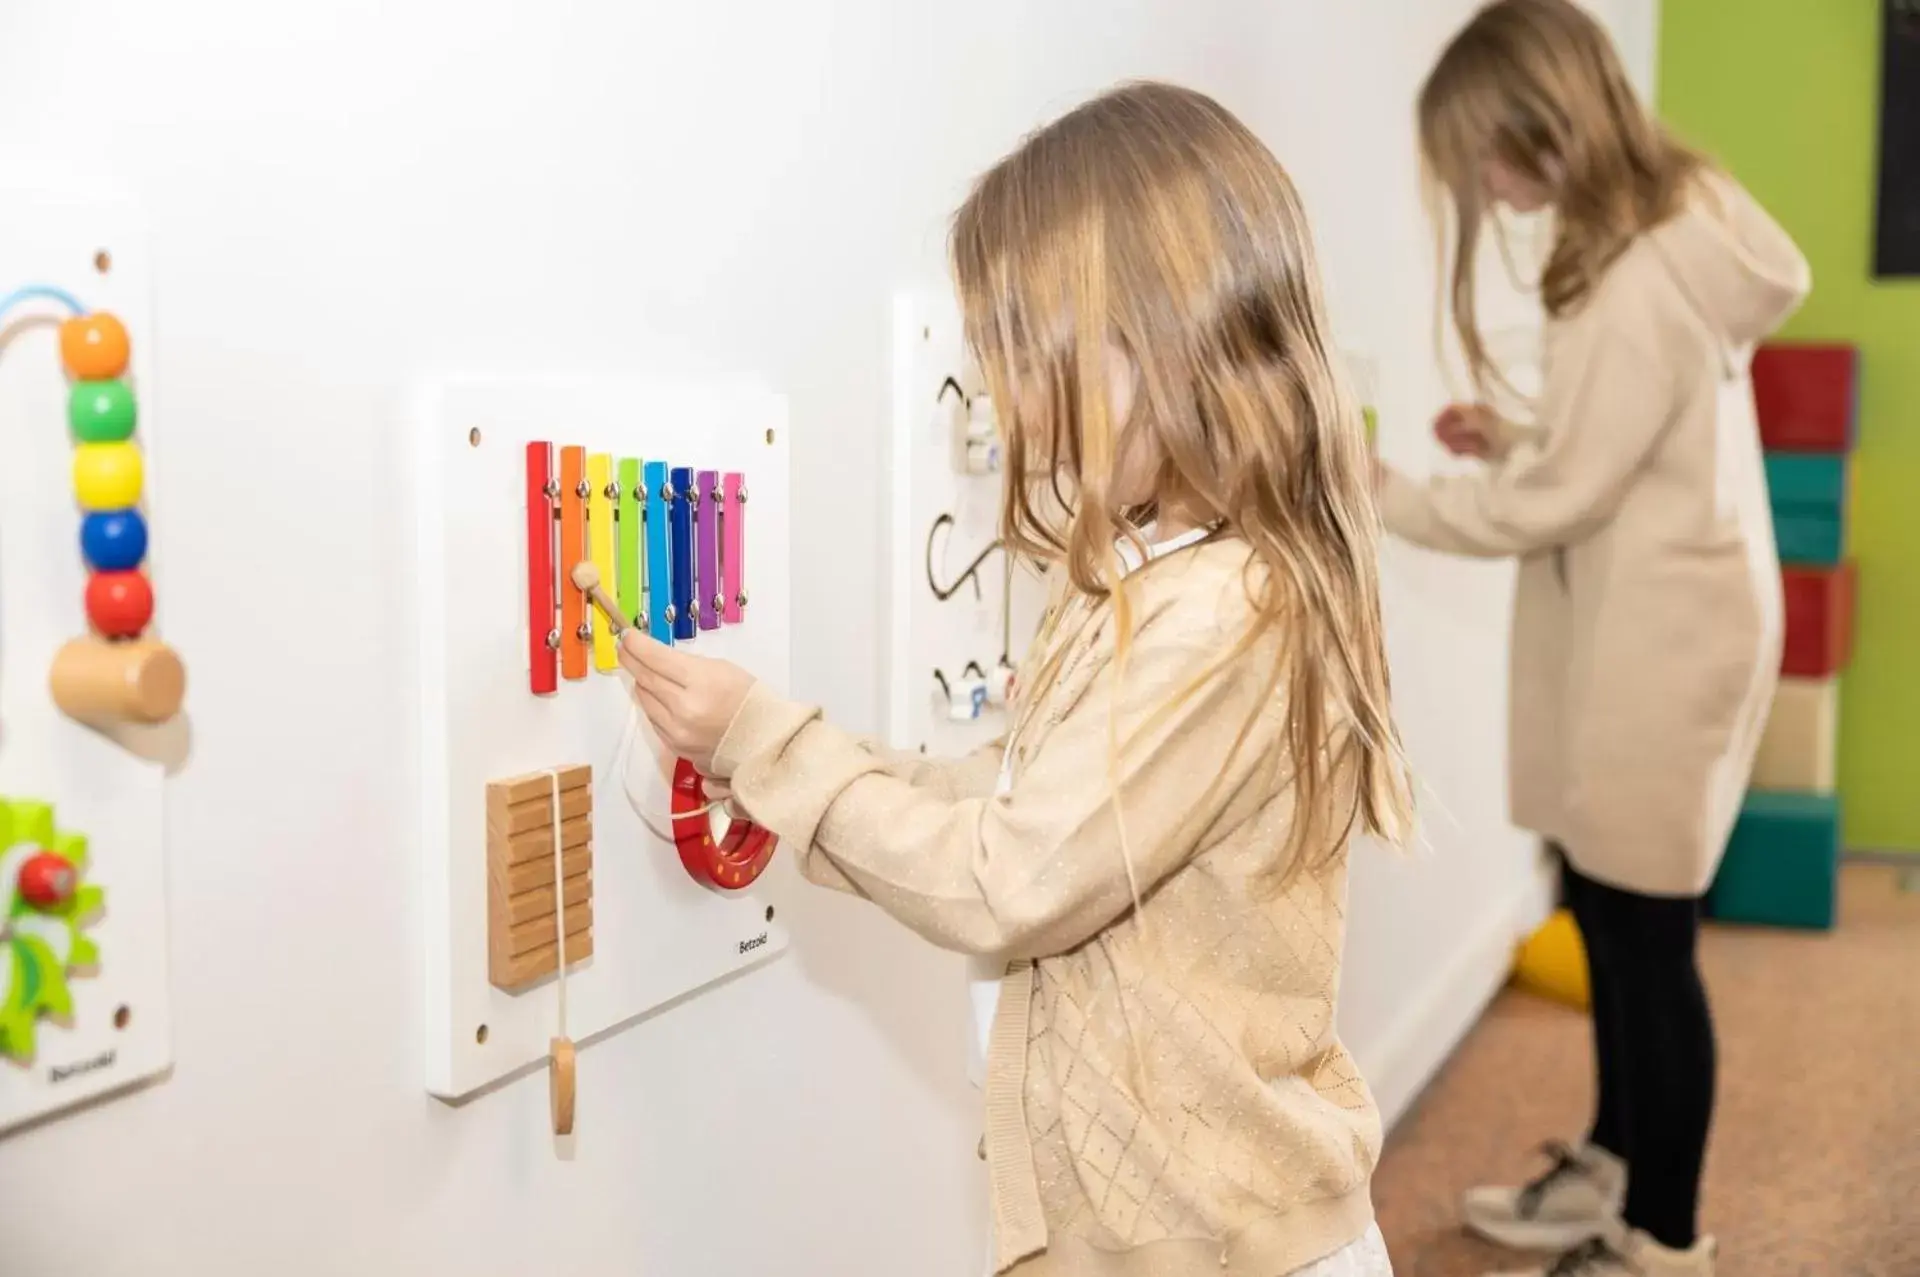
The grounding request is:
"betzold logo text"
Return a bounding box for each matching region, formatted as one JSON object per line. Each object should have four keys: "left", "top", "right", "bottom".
{"left": 49, "top": 1049, "right": 116, "bottom": 1085}
{"left": 738, "top": 932, "right": 769, "bottom": 955}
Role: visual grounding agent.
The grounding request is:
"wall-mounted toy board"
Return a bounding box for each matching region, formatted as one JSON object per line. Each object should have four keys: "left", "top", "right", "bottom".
{"left": 412, "top": 377, "right": 791, "bottom": 1102}
{"left": 885, "top": 289, "right": 1047, "bottom": 759}
{"left": 0, "top": 192, "right": 176, "bottom": 1135}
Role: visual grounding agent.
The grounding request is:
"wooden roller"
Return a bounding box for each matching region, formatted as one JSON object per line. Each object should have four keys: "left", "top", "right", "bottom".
{"left": 49, "top": 637, "right": 186, "bottom": 726}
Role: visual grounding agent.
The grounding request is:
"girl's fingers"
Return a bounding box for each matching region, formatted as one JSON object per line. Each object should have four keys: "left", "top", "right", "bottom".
{"left": 618, "top": 629, "right": 691, "bottom": 686}
{"left": 631, "top": 682, "right": 679, "bottom": 742}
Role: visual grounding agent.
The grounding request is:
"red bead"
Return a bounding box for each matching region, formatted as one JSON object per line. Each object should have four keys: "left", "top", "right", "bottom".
{"left": 18, "top": 852, "right": 77, "bottom": 909}
{"left": 85, "top": 569, "right": 155, "bottom": 638}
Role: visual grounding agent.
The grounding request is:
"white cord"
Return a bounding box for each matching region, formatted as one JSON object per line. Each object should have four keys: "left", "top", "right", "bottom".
{"left": 548, "top": 769, "right": 568, "bottom": 1038}
{"left": 612, "top": 700, "right": 733, "bottom": 842}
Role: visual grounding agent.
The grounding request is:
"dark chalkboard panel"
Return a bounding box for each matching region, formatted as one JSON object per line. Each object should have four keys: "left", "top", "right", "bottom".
{"left": 1876, "top": 1, "right": 1920, "bottom": 277}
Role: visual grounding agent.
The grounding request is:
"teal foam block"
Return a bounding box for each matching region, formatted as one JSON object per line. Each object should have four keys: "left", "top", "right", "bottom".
{"left": 1765, "top": 453, "right": 1848, "bottom": 509}
{"left": 1774, "top": 514, "right": 1844, "bottom": 566}
{"left": 1705, "top": 790, "right": 1840, "bottom": 930}
{"left": 1766, "top": 452, "right": 1848, "bottom": 566}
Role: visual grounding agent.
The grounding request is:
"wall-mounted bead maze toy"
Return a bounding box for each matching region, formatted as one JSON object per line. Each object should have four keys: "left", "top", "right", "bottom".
{"left": 2, "top": 285, "right": 185, "bottom": 730}
{"left": 0, "top": 198, "right": 179, "bottom": 1139}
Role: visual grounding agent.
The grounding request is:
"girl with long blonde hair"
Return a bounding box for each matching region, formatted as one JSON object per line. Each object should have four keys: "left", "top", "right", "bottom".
{"left": 622, "top": 81, "right": 1409, "bottom": 1276}
{"left": 1378, "top": 3, "right": 1809, "bottom": 1275}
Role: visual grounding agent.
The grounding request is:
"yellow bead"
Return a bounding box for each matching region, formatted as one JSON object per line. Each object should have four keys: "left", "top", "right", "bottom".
{"left": 73, "top": 442, "right": 144, "bottom": 512}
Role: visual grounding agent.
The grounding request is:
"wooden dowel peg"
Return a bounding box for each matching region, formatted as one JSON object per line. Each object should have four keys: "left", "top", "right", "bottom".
{"left": 49, "top": 637, "right": 185, "bottom": 726}
{"left": 550, "top": 1035, "right": 576, "bottom": 1135}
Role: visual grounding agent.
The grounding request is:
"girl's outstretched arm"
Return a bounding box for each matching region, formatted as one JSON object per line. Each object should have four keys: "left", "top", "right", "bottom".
{"left": 851, "top": 736, "right": 1006, "bottom": 802}
{"left": 706, "top": 629, "right": 1280, "bottom": 962}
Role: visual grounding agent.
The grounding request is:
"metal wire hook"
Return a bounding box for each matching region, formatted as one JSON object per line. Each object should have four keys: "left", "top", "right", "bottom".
{"left": 925, "top": 512, "right": 1002, "bottom": 602}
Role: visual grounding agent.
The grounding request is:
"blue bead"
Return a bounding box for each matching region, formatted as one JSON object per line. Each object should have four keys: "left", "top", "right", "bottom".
{"left": 80, "top": 509, "right": 148, "bottom": 572}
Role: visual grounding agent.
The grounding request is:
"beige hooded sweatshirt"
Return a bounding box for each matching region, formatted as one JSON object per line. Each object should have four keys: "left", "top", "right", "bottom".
{"left": 1380, "top": 171, "right": 1811, "bottom": 897}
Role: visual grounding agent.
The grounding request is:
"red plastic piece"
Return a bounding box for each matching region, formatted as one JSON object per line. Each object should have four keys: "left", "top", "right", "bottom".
{"left": 558, "top": 446, "right": 587, "bottom": 681}
{"left": 525, "top": 442, "right": 557, "bottom": 695}
{"left": 85, "top": 569, "right": 154, "bottom": 638}
{"left": 17, "top": 852, "right": 77, "bottom": 909}
{"left": 1752, "top": 344, "right": 1857, "bottom": 453}
{"left": 669, "top": 757, "right": 777, "bottom": 891}
{"left": 1782, "top": 560, "right": 1856, "bottom": 678}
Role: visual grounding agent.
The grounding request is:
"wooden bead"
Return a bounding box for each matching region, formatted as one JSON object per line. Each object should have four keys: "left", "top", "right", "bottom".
{"left": 58, "top": 312, "right": 131, "bottom": 381}
{"left": 68, "top": 379, "right": 137, "bottom": 443}
{"left": 49, "top": 637, "right": 185, "bottom": 726}
{"left": 81, "top": 510, "right": 148, "bottom": 572}
{"left": 73, "top": 441, "right": 143, "bottom": 511}
{"left": 85, "top": 570, "right": 155, "bottom": 638}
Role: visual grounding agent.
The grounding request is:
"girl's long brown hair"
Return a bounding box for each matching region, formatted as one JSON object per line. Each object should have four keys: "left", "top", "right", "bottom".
{"left": 950, "top": 81, "right": 1411, "bottom": 892}
{"left": 1419, "top": 0, "right": 1704, "bottom": 392}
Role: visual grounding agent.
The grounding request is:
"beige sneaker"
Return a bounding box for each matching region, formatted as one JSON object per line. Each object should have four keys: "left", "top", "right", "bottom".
{"left": 1463, "top": 1141, "right": 1626, "bottom": 1251}
{"left": 1487, "top": 1229, "right": 1718, "bottom": 1275}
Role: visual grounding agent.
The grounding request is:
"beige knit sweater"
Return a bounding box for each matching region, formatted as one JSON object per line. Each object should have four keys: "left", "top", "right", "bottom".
{"left": 710, "top": 539, "right": 1381, "bottom": 1276}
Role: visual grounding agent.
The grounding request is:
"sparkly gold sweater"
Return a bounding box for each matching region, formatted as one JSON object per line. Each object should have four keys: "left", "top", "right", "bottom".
{"left": 709, "top": 539, "right": 1381, "bottom": 1276}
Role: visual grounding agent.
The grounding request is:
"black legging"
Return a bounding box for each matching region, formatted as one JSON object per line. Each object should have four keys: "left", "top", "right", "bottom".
{"left": 1560, "top": 853, "right": 1717, "bottom": 1252}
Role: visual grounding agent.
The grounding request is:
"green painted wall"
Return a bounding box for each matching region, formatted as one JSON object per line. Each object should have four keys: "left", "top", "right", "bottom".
{"left": 1660, "top": 0, "right": 1920, "bottom": 851}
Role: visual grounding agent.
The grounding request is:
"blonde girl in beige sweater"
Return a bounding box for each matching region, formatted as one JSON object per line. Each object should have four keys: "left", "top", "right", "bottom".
{"left": 619, "top": 82, "right": 1411, "bottom": 1277}
{"left": 1378, "top": 3, "right": 1809, "bottom": 1276}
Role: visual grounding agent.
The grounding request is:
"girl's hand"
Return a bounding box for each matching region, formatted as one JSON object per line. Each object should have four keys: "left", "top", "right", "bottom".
{"left": 617, "top": 630, "right": 757, "bottom": 775}
{"left": 1434, "top": 403, "right": 1502, "bottom": 459}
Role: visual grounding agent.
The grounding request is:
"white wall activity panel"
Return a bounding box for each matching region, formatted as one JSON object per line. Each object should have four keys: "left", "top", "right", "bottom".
{"left": 0, "top": 192, "right": 176, "bottom": 1135}
{"left": 886, "top": 289, "right": 1048, "bottom": 759}
{"left": 412, "top": 377, "right": 791, "bottom": 1102}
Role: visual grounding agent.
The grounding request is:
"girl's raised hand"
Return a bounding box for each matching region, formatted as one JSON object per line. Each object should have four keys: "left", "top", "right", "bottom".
{"left": 1434, "top": 403, "right": 1500, "bottom": 459}
{"left": 617, "top": 630, "right": 757, "bottom": 775}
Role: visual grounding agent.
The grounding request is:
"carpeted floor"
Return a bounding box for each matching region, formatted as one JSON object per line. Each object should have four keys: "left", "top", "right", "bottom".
{"left": 1372, "top": 862, "right": 1920, "bottom": 1277}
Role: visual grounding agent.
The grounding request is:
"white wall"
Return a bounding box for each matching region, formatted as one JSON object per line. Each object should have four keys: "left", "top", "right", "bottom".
{"left": 0, "top": 2, "right": 1652, "bottom": 1274}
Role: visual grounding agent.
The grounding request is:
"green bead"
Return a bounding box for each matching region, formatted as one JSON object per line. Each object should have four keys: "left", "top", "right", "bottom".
{"left": 68, "top": 379, "right": 137, "bottom": 443}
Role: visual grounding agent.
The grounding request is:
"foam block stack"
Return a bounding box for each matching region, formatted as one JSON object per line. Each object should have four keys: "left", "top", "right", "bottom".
{"left": 1707, "top": 343, "right": 1858, "bottom": 932}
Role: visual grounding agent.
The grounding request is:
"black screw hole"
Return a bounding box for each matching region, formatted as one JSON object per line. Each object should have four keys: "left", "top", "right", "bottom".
{"left": 475, "top": 1024, "right": 489, "bottom": 1045}
{"left": 764, "top": 905, "right": 776, "bottom": 923}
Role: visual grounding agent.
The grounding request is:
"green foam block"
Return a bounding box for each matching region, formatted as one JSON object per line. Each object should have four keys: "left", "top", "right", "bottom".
{"left": 1706, "top": 789, "right": 1840, "bottom": 930}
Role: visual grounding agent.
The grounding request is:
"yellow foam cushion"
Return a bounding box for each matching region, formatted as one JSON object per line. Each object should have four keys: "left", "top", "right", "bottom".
{"left": 1511, "top": 909, "right": 1590, "bottom": 1010}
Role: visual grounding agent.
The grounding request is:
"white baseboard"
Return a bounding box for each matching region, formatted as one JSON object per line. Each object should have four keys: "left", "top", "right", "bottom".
{"left": 1367, "top": 856, "right": 1559, "bottom": 1131}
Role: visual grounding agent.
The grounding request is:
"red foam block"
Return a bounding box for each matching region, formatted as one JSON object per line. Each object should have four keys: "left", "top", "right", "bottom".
{"left": 1751, "top": 344, "right": 1857, "bottom": 453}
{"left": 1782, "top": 560, "right": 1855, "bottom": 678}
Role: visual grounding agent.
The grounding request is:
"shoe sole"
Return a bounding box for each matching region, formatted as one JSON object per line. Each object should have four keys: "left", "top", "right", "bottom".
{"left": 1462, "top": 1213, "right": 1612, "bottom": 1252}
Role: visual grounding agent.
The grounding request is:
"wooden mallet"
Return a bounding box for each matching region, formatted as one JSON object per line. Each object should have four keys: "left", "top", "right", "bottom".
{"left": 571, "top": 562, "right": 634, "bottom": 638}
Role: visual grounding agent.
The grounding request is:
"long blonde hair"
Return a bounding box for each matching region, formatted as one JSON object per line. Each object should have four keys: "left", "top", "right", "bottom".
{"left": 1419, "top": 0, "right": 1703, "bottom": 391}
{"left": 950, "top": 81, "right": 1410, "bottom": 889}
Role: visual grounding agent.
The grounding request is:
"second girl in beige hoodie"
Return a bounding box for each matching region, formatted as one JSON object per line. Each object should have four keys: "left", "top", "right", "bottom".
{"left": 1378, "top": 3, "right": 1811, "bottom": 1276}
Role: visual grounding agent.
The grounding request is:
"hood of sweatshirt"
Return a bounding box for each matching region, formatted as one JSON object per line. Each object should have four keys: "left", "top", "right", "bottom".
{"left": 1646, "top": 170, "right": 1812, "bottom": 351}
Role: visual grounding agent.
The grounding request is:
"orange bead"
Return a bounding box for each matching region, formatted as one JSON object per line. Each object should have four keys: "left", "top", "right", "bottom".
{"left": 59, "top": 312, "right": 131, "bottom": 381}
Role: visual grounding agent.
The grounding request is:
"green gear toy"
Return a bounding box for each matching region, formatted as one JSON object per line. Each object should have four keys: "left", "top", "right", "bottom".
{"left": 0, "top": 798, "right": 105, "bottom": 1060}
